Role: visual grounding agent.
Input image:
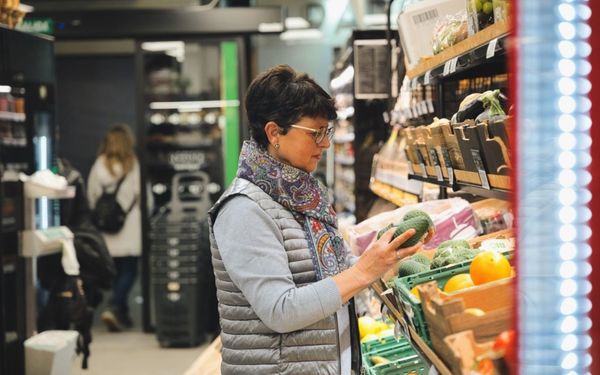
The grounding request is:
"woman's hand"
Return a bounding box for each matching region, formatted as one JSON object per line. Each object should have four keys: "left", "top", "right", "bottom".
{"left": 332, "top": 227, "right": 422, "bottom": 303}
{"left": 353, "top": 227, "right": 422, "bottom": 285}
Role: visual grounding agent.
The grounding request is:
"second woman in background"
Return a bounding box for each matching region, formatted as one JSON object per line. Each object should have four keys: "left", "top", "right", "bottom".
{"left": 87, "top": 124, "right": 141, "bottom": 332}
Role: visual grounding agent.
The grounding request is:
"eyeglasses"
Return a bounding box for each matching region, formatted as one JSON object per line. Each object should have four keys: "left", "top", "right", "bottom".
{"left": 289, "top": 124, "right": 335, "bottom": 144}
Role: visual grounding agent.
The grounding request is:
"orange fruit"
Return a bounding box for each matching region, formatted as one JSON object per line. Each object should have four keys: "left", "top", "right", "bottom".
{"left": 469, "top": 251, "right": 512, "bottom": 285}
{"left": 443, "top": 273, "right": 474, "bottom": 293}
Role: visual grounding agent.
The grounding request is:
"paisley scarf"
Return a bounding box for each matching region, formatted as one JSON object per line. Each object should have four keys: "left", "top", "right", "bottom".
{"left": 237, "top": 139, "right": 349, "bottom": 280}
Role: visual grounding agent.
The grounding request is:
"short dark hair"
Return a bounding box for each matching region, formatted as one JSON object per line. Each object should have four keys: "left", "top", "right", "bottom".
{"left": 245, "top": 65, "right": 337, "bottom": 148}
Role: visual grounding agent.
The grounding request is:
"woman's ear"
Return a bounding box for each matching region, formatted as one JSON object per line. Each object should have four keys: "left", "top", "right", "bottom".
{"left": 264, "top": 121, "right": 280, "bottom": 146}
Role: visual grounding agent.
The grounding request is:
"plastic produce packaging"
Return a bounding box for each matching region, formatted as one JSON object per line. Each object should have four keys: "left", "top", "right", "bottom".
{"left": 466, "top": 0, "right": 495, "bottom": 35}
{"left": 346, "top": 198, "right": 478, "bottom": 255}
{"left": 432, "top": 11, "right": 469, "bottom": 55}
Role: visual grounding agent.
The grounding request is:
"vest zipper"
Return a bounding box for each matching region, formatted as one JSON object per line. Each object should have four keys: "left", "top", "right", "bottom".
{"left": 335, "top": 310, "right": 342, "bottom": 375}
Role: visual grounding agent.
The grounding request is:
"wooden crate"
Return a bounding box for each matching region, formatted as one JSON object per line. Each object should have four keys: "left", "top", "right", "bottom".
{"left": 417, "top": 277, "right": 513, "bottom": 374}
{"left": 442, "top": 330, "right": 494, "bottom": 375}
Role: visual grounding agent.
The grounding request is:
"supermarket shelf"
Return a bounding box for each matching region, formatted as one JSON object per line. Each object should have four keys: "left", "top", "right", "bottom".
{"left": 145, "top": 141, "right": 215, "bottom": 151}
{"left": 0, "top": 111, "right": 26, "bottom": 122}
{"left": 370, "top": 179, "right": 419, "bottom": 207}
{"left": 371, "top": 279, "right": 453, "bottom": 375}
{"left": 407, "top": 21, "right": 509, "bottom": 80}
{"left": 408, "top": 174, "right": 511, "bottom": 201}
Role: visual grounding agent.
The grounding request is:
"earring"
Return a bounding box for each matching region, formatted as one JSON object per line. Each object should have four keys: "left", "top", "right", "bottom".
{"left": 274, "top": 144, "right": 280, "bottom": 150}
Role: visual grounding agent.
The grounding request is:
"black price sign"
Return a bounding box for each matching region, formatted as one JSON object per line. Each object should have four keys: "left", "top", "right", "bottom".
{"left": 416, "top": 149, "right": 428, "bottom": 178}
{"left": 429, "top": 148, "right": 443, "bottom": 181}
{"left": 471, "top": 149, "right": 490, "bottom": 189}
{"left": 441, "top": 146, "right": 454, "bottom": 185}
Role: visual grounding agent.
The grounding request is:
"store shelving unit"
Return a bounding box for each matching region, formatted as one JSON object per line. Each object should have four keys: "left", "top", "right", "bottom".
{"left": 366, "top": 17, "right": 513, "bottom": 373}
{"left": 330, "top": 29, "right": 400, "bottom": 223}
{"left": 408, "top": 173, "right": 510, "bottom": 201}
{"left": 406, "top": 21, "right": 509, "bottom": 81}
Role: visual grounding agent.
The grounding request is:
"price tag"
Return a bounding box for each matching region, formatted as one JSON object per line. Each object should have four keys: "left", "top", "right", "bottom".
{"left": 424, "top": 70, "right": 432, "bottom": 85}
{"left": 471, "top": 149, "right": 491, "bottom": 189}
{"left": 429, "top": 149, "right": 443, "bottom": 181}
{"left": 416, "top": 150, "right": 428, "bottom": 178}
{"left": 487, "top": 37, "right": 499, "bottom": 59}
{"left": 426, "top": 98, "right": 435, "bottom": 113}
{"left": 441, "top": 146, "right": 454, "bottom": 185}
{"left": 449, "top": 57, "right": 459, "bottom": 74}
{"left": 443, "top": 60, "right": 451, "bottom": 76}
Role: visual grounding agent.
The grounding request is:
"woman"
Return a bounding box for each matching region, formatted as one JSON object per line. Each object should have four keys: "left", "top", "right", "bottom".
{"left": 88, "top": 124, "right": 141, "bottom": 332}
{"left": 209, "top": 65, "right": 420, "bottom": 375}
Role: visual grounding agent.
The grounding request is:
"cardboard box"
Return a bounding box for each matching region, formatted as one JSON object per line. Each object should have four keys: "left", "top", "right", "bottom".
{"left": 397, "top": 0, "right": 466, "bottom": 69}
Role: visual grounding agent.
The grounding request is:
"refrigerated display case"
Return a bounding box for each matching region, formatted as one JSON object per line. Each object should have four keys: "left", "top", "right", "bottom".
{"left": 0, "top": 25, "right": 58, "bottom": 375}
{"left": 137, "top": 38, "right": 247, "bottom": 338}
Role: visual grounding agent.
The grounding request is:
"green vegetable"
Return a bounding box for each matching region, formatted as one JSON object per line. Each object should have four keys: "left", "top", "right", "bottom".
{"left": 398, "top": 260, "right": 429, "bottom": 277}
{"left": 393, "top": 216, "right": 432, "bottom": 248}
{"left": 410, "top": 253, "right": 431, "bottom": 266}
{"left": 377, "top": 210, "right": 434, "bottom": 249}
{"left": 438, "top": 239, "right": 471, "bottom": 250}
{"left": 402, "top": 209, "right": 434, "bottom": 229}
{"left": 431, "top": 243, "right": 480, "bottom": 269}
{"left": 376, "top": 223, "right": 394, "bottom": 240}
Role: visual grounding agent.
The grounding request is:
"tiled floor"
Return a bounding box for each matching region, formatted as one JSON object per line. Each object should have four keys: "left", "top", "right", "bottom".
{"left": 71, "top": 329, "right": 208, "bottom": 375}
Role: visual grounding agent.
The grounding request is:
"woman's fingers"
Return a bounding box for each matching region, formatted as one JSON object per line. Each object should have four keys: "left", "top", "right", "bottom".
{"left": 378, "top": 226, "right": 397, "bottom": 243}
{"left": 388, "top": 228, "right": 416, "bottom": 249}
{"left": 395, "top": 242, "right": 422, "bottom": 260}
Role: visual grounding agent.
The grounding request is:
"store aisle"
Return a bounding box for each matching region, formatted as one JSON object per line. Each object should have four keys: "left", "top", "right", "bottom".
{"left": 71, "top": 329, "right": 207, "bottom": 375}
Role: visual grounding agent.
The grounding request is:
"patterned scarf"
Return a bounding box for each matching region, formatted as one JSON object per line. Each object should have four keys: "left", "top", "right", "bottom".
{"left": 237, "top": 139, "right": 348, "bottom": 280}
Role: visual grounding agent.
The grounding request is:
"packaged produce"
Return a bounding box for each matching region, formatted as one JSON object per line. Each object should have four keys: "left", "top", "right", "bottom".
{"left": 346, "top": 198, "right": 478, "bottom": 255}
{"left": 492, "top": 0, "right": 509, "bottom": 22}
{"left": 466, "top": 0, "right": 495, "bottom": 35}
{"left": 432, "top": 11, "right": 469, "bottom": 55}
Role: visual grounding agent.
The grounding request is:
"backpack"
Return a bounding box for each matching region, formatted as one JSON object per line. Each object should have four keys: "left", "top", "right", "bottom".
{"left": 91, "top": 175, "right": 136, "bottom": 234}
{"left": 73, "top": 223, "right": 116, "bottom": 290}
{"left": 37, "top": 275, "right": 94, "bottom": 369}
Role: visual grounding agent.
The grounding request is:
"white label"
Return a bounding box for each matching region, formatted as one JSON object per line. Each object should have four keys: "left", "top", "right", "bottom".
{"left": 449, "top": 57, "right": 459, "bottom": 74}
{"left": 420, "top": 163, "right": 427, "bottom": 178}
{"left": 443, "top": 60, "right": 451, "bottom": 76}
{"left": 426, "top": 99, "right": 435, "bottom": 113}
{"left": 411, "top": 78, "right": 418, "bottom": 90}
{"left": 424, "top": 70, "right": 431, "bottom": 85}
{"left": 487, "top": 38, "right": 499, "bottom": 59}
{"left": 420, "top": 101, "right": 428, "bottom": 114}
{"left": 479, "top": 170, "right": 491, "bottom": 189}
{"left": 435, "top": 165, "right": 443, "bottom": 181}
{"left": 447, "top": 167, "right": 454, "bottom": 185}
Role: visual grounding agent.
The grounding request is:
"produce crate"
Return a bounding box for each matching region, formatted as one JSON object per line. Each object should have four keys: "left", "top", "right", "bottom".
{"left": 442, "top": 330, "right": 496, "bottom": 375}
{"left": 361, "top": 334, "right": 408, "bottom": 355}
{"left": 390, "top": 249, "right": 513, "bottom": 345}
{"left": 363, "top": 344, "right": 427, "bottom": 375}
{"left": 418, "top": 277, "right": 513, "bottom": 374}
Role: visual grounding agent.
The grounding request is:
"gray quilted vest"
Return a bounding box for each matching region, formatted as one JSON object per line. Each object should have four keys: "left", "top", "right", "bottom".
{"left": 209, "top": 178, "right": 348, "bottom": 375}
